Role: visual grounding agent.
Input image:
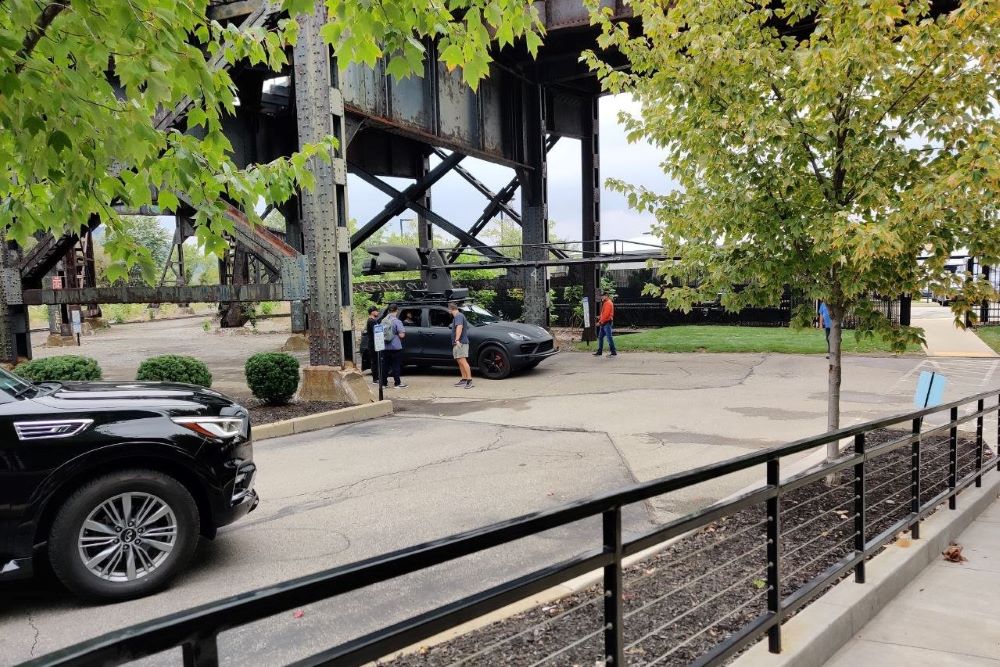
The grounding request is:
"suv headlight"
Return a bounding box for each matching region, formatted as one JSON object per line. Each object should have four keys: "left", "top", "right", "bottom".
{"left": 172, "top": 416, "right": 245, "bottom": 440}
{"left": 507, "top": 332, "right": 531, "bottom": 341}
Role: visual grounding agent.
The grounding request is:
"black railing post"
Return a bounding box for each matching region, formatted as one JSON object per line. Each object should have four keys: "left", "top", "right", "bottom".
{"left": 602, "top": 507, "right": 624, "bottom": 666}
{"left": 853, "top": 433, "right": 866, "bottom": 583}
{"left": 976, "top": 399, "right": 985, "bottom": 487}
{"left": 182, "top": 636, "right": 219, "bottom": 667}
{"left": 766, "top": 459, "right": 782, "bottom": 653}
{"left": 949, "top": 406, "right": 959, "bottom": 510}
{"left": 911, "top": 417, "right": 922, "bottom": 539}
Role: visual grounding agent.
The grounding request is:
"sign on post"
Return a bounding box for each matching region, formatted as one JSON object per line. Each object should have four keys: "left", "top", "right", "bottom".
{"left": 372, "top": 324, "right": 385, "bottom": 352}
{"left": 914, "top": 370, "right": 947, "bottom": 409}
{"left": 582, "top": 297, "right": 591, "bottom": 328}
{"left": 51, "top": 276, "right": 63, "bottom": 290}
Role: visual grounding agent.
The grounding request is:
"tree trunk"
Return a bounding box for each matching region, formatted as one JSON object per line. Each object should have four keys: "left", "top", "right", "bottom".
{"left": 827, "top": 314, "right": 843, "bottom": 461}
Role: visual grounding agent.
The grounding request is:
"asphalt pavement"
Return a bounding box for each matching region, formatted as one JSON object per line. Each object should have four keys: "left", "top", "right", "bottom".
{"left": 3, "top": 317, "right": 999, "bottom": 666}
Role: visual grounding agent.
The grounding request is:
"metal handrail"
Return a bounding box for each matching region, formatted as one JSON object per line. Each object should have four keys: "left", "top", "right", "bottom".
{"left": 25, "top": 387, "right": 1000, "bottom": 667}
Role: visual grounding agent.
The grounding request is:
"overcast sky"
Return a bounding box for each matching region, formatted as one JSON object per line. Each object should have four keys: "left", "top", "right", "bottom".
{"left": 347, "top": 94, "right": 673, "bottom": 244}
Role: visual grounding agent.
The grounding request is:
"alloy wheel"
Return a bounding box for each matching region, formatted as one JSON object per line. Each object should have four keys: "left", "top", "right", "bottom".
{"left": 76, "top": 492, "right": 178, "bottom": 582}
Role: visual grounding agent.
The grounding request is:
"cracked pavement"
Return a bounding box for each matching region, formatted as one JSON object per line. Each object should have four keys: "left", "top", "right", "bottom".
{"left": 4, "top": 317, "right": 998, "bottom": 665}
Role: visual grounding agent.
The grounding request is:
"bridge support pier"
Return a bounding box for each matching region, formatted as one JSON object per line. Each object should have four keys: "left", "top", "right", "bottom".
{"left": 0, "top": 237, "right": 29, "bottom": 364}
{"left": 292, "top": 5, "right": 361, "bottom": 400}
{"left": 519, "top": 82, "right": 550, "bottom": 327}
{"left": 581, "top": 95, "right": 601, "bottom": 341}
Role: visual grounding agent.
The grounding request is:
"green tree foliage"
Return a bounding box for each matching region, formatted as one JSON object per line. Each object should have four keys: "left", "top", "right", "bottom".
{"left": 245, "top": 352, "right": 300, "bottom": 405}
{"left": 136, "top": 354, "right": 212, "bottom": 387}
{"left": 98, "top": 217, "right": 172, "bottom": 286}
{"left": 16, "top": 355, "right": 102, "bottom": 382}
{"left": 0, "top": 0, "right": 543, "bottom": 280}
{"left": 591, "top": 0, "right": 1000, "bottom": 441}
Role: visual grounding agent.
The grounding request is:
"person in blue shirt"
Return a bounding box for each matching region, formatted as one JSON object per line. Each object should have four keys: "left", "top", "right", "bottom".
{"left": 380, "top": 304, "right": 407, "bottom": 389}
{"left": 819, "top": 301, "right": 832, "bottom": 359}
{"left": 448, "top": 301, "right": 473, "bottom": 389}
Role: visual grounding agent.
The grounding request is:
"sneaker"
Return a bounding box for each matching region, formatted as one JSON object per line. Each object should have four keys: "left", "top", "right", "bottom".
{"left": 593, "top": 352, "right": 603, "bottom": 356}
{"left": 395, "top": 383, "right": 408, "bottom": 388}
{"left": 464, "top": 381, "right": 474, "bottom": 389}
{"left": 454, "top": 379, "right": 468, "bottom": 387}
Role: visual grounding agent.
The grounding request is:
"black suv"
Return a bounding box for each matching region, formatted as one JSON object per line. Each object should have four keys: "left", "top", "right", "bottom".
{"left": 0, "top": 368, "right": 258, "bottom": 601}
{"left": 362, "top": 301, "right": 558, "bottom": 379}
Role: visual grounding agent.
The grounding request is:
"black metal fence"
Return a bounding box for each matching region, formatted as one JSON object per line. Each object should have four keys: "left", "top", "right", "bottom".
{"left": 28, "top": 389, "right": 999, "bottom": 667}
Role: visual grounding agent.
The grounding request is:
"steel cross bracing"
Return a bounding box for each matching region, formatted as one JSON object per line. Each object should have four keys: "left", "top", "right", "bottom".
{"left": 447, "top": 136, "right": 563, "bottom": 263}
{"left": 350, "top": 164, "right": 507, "bottom": 261}
{"left": 349, "top": 151, "right": 466, "bottom": 249}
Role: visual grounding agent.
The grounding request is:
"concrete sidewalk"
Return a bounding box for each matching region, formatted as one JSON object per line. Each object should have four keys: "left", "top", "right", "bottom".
{"left": 826, "top": 497, "right": 1000, "bottom": 666}
{"left": 911, "top": 304, "right": 998, "bottom": 358}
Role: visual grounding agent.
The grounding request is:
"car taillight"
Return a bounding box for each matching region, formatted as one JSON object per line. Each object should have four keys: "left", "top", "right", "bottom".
{"left": 172, "top": 416, "right": 244, "bottom": 441}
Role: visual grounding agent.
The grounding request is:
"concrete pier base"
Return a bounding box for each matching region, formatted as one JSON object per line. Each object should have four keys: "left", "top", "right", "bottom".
{"left": 297, "top": 365, "right": 373, "bottom": 405}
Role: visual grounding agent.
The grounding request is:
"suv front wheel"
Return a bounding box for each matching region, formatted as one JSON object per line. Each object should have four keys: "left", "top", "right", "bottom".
{"left": 478, "top": 346, "right": 512, "bottom": 380}
{"left": 48, "top": 470, "right": 200, "bottom": 601}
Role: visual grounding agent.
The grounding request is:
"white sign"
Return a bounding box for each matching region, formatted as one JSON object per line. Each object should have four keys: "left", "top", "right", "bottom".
{"left": 582, "top": 297, "right": 591, "bottom": 328}
{"left": 372, "top": 324, "right": 385, "bottom": 352}
{"left": 71, "top": 310, "right": 82, "bottom": 334}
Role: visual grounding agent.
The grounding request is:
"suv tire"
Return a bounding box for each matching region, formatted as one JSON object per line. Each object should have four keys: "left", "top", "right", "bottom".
{"left": 48, "top": 469, "right": 200, "bottom": 601}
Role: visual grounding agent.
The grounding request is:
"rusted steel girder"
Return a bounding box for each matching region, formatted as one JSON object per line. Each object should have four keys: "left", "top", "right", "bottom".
{"left": 293, "top": 5, "right": 354, "bottom": 366}
{"left": 22, "top": 284, "right": 283, "bottom": 306}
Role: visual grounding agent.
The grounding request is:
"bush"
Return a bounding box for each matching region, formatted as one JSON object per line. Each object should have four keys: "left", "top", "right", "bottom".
{"left": 16, "top": 355, "right": 102, "bottom": 382}
{"left": 136, "top": 355, "right": 212, "bottom": 387}
{"left": 245, "top": 352, "right": 299, "bottom": 404}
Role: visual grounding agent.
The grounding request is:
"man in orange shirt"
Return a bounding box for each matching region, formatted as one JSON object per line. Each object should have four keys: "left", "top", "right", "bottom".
{"left": 593, "top": 292, "right": 618, "bottom": 357}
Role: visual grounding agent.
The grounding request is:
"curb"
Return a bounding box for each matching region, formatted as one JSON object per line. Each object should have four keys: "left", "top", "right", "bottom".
{"left": 734, "top": 471, "right": 1000, "bottom": 667}
{"left": 253, "top": 400, "right": 393, "bottom": 440}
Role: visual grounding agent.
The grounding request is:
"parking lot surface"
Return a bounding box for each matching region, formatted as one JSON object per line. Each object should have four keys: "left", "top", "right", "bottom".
{"left": 3, "top": 317, "right": 997, "bottom": 665}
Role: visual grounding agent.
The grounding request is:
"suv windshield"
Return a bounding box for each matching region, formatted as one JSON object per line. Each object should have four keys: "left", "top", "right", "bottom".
{"left": 461, "top": 304, "right": 499, "bottom": 326}
{"left": 0, "top": 367, "right": 33, "bottom": 399}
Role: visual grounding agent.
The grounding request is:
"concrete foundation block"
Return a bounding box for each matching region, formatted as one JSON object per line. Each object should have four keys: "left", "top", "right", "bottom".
{"left": 44, "top": 334, "right": 77, "bottom": 347}
{"left": 297, "top": 365, "right": 374, "bottom": 405}
{"left": 280, "top": 334, "right": 310, "bottom": 352}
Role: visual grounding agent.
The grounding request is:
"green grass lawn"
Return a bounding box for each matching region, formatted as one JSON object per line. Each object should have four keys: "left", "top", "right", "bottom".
{"left": 975, "top": 327, "right": 1000, "bottom": 354}
{"left": 574, "top": 325, "right": 922, "bottom": 355}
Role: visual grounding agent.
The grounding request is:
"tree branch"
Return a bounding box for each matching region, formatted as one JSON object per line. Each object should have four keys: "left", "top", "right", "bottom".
{"left": 769, "top": 81, "right": 832, "bottom": 199}
{"left": 15, "top": 1, "right": 70, "bottom": 74}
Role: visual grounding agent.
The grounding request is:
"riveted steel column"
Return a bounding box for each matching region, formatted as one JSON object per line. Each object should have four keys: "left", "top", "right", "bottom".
{"left": 417, "top": 153, "right": 433, "bottom": 251}
{"left": 520, "top": 82, "right": 549, "bottom": 327}
{"left": 0, "top": 234, "right": 28, "bottom": 362}
{"left": 581, "top": 95, "right": 600, "bottom": 342}
{"left": 293, "top": 6, "right": 354, "bottom": 366}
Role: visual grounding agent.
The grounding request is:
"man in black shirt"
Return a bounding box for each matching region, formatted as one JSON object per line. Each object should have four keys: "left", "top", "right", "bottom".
{"left": 364, "top": 306, "right": 380, "bottom": 384}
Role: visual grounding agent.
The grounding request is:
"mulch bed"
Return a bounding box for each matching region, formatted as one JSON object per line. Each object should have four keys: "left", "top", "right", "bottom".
{"left": 383, "top": 428, "right": 992, "bottom": 666}
{"left": 242, "top": 398, "right": 351, "bottom": 426}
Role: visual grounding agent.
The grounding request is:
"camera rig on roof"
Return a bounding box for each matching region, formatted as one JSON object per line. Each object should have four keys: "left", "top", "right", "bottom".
{"left": 361, "top": 245, "right": 469, "bottom": 302}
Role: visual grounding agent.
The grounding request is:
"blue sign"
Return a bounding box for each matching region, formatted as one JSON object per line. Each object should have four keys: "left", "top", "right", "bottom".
{"left": 914, "top": 371, "right": 947, "bottom": 408}
{"left": 372, "top": 324, "right": 386, "bottom": 352}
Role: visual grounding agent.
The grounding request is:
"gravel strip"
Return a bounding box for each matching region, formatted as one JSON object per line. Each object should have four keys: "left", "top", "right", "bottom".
{"left": 383, "top": 429, "right": 991, "bottom": 666}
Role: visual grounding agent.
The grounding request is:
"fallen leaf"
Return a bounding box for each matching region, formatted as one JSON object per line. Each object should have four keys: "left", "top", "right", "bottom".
{"left": 942, "top": 544, "right": 967, "bottom": 563}
{"left": 293, "top": 610, "right": 305, "bottom": 619}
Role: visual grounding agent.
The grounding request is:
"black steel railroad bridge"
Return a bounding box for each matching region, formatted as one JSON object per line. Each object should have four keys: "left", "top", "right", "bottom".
{"left": 0, "top": 0, "right": 640, "bottom": 368}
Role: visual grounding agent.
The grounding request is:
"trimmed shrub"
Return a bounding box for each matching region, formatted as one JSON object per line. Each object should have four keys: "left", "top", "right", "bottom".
{"left": 136, "top": 355, "right": 212, "bottom": 387}
{"left": 16, "top": 355, "right": 102, "bottom": 382}
{"left": 245, "top": 352, "right": 299, "bottom": 405}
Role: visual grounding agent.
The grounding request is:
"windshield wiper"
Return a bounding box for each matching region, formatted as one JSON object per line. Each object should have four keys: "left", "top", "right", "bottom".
{"left": 11, "top": 384, "right": 35, "bottom": 398}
